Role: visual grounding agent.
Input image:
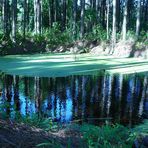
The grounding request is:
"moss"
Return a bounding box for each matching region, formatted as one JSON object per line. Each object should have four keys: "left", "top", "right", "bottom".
{"left": 0, "top": 53, "right": 147, "bottom": 77}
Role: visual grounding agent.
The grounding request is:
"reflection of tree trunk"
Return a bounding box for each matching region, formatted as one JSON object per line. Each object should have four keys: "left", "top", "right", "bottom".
{"left": 24, "top": 77, "right": 29, "bottom": 115}
{"left": 107, "top": 75, "right": 113, "bottom": 116}
{"left": 13, "top": 76, "right": 20, "bottom": 114}
{"left": 34, "top": 77, "right": 41, "bottom": 116}
{"left": 128, "top": 76, "right": 136, "bottom": 128}
{"left": 5, "top": 76, "right": 12, "bottom": 116}
{"left": 138, "top": 76, "right": 147, "bottom": 116}
{"left": 100, "top": 74, "right": 106, "bottom": 117}
{"left": 82, "top": 76, "right": 86, "bottom": 119}
{"left": 118, "top": 74, "right": 123, "bottom": 122}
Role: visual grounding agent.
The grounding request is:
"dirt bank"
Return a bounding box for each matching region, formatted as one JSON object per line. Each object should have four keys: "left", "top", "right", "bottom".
{"left": 1, "top": 39, "right": 147, "bottom": 59}
{"left": 0, "top": 119, "right": 84, "bottom": 148}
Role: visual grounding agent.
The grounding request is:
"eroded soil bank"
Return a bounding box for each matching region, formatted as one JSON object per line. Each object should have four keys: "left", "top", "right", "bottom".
{"left": 1, "top": 39, "right": 148, "bottom": 59}
{"left": 0, "top": 119, "right": 84, "bottom": 148}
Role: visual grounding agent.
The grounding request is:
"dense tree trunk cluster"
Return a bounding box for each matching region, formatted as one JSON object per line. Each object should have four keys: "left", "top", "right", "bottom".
{"left": 0, "top": 0, "right": 147, "bottom": 42}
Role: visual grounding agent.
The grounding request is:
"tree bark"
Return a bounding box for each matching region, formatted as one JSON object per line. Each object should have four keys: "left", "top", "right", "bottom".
{"left": 116, "top": 0, "right": 120, "bottom": 31}
{"left": 80, "top": 0, "right": 85, "bottom": 38}
{"left": 122, "top": 0, "right": 128, "bottom": 41}
{"left": 136, "top": 0, "right": 141, "bottom": 38}
{"left": 112, "top": 0, "right": 117, "bottom": 51}
{"left": 62, "top": 0, "right": 66, "bottom": 30}
{"left": 34, "top": 0, "right": 42, "bottom": 34}
{"left": 72, "top": 0, "right": 77, "bottom": 38}
{"left": 12, "top": 0, "right": 17, "bottom": 42}
{"left": 23, "top": 0, "right": 27, "bottom": 39}
{"left": 106, "top": 0, "right": 110, "bottom": 40}
{"left": 2, "top": 0, "right": 9, "bottom": 37}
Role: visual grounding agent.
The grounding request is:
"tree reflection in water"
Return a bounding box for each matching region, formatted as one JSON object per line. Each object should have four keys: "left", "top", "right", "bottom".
{"left": 0, "top": 72, "right": 147, "bottom": 126}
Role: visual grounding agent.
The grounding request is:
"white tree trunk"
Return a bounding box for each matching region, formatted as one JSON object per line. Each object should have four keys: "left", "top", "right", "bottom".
{"left": 122, "top": 0, "right": 128, "bottom": 41}
{"left": 80, "top": 0, "right": 85, "bottom": 38}
{"left": 12, "top": 0, "right": 17, "bottom": 42}
{"left": 112, "top": 0, "right": 116, "bottom": 52}
{"left": 136, "top": 0, "right": 141, "bottom": 38}
{"left": 106, "top": 0, "right": 110, "bottom": 40}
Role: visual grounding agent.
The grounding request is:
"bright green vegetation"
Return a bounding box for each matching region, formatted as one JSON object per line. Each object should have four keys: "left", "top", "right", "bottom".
{"left": 36, "top": 120, "right": 148, "bottom": 147}
{"left": 76, "top": 121, "right": 148, "bottom": 148}
{"left": 0, "top": 53, "right": 147, "bottom": 77}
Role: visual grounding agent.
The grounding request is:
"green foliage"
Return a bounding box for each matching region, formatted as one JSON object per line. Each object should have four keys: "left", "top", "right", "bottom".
{"left": 132, "top": 120, "right": 148, "bottom": 136}
{"left": 0, "top": 34, "right": 13, "bottom": 55}
{"left": 43, "top": 23, "right": 73, "bottom": 48}
{"left": 15, "top": 114, "right": 58, "bottom": 131}
{"left": 80, "top": 123, "right": 133, "bottom": 148}
{"left": 126, "top": 30, "right": 137, "bottom": 40}
{"left": 84, "top": 25, "right": 107, "bottom": 41}
{"left": 36, "top": 140, "right": 61, "bottom": 148}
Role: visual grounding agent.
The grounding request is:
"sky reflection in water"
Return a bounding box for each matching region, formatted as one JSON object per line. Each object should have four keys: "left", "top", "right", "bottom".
{"left": 0, "top": 72, "right": 147, "bottom": 126}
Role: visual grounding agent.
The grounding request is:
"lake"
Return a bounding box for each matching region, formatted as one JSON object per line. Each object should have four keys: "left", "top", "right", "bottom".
{"left": 0, "top": 71, "right": 147, "bottom": 126}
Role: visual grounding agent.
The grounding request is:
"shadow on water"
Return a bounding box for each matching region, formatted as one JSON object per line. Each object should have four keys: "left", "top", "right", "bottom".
{"left": 0, "top": 71, "right": 147, "bottom": 127}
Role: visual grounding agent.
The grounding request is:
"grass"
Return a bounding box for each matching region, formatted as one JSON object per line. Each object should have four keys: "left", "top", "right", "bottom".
{"left": 0, "top": 53, "right": 148, "bottom": 77}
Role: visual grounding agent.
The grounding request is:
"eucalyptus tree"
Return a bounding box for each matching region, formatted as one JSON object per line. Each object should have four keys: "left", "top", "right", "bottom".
{"left": 34, "top": 0, "right": 42, "bottom": 34}
{"left": 23, "top": 0, "right": 27, "bottom": 38}
{"left": 95, "top": 0, "right": 99, "bottom": 23}
{"left": 122, "top": 0, "right": 128, "bottom": 41}
{"left": 106, "top": 0, "right": 110, "bottom": 40}
{"left": 2, "top": 0, "right": 10, "bottom": 37}
{"left": 12, "top": 0, "right": 17, "bottom": 42}
{"left": 116, "top": 0, "right": 120, "bottom": 31}
{"left": 62, "top": 0, "right": 66, "bottom": 30}
{"left": 112, "top": 0, "right": 117, "bottom": 51}
{"left": 136, "top": 0, "right": 141, "bottom": 38}
{"left": 72, "top": 0, "right": 77, "bottom": 37}
{"left": 80, "top": 0, "right": 85, "bottom": 38}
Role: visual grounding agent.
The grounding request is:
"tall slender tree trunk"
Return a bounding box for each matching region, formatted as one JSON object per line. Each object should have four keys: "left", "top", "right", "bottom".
{"left": 145, "top": 0, "right": 148, "bottom": 29}
{"left": 54, "top": 0, "right": 58, "bottom": 22}
{"left": 112, "top": 0, "right": 117, "bottom": 52}
{"left": 12, "top": 0, "right": 17, "bottom": 42}
{"left": 106, "top": 0, "right": 110, "bottom": 40}
{"left": 26, "top": 0, "right": 29, "bottom": 31}
{"left": 80, "top": 0, "right": 85, "bottom": 38}
{"left": 72, "top": 0, "right": 77, "bottom": 38}
{"left": 34, "top": 0, "right": 41, "bottom": 34}
{"left": 101, "top": 0, "right": 106, "bottom": 28}
{"left": 0, "top": 2, "right": 2, "bottom": 30}
{"left": 23, "top": 0, "right": 27, "bottom": 39}
{"left": 62, "top": 0, "right": 66, "bottom": 30}
{"left": 122, "top": 0, "right": 128, "bottom": 41}
{"left": 3, "top": 0, "right": 9, "bottom": 37}
{"left": 136, "top": 0, "right": 141, "bottom": 38}
{"left": 116, "top": 0, "right": 120, "bottom": 31}
{"left": 96, "top": 0, "right": 99, "bottom": 23}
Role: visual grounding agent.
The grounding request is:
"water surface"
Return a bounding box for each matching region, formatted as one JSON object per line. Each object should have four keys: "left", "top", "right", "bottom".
{"left": 0, "top": 72, "right": 147, "bottom": 126}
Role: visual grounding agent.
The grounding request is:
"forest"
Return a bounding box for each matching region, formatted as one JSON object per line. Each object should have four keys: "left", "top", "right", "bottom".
{"left": 0, "top": 0, "right": 147, "bottom": 55}
{"left": 0, "top": 0, "right": 148, "bottom": 148}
